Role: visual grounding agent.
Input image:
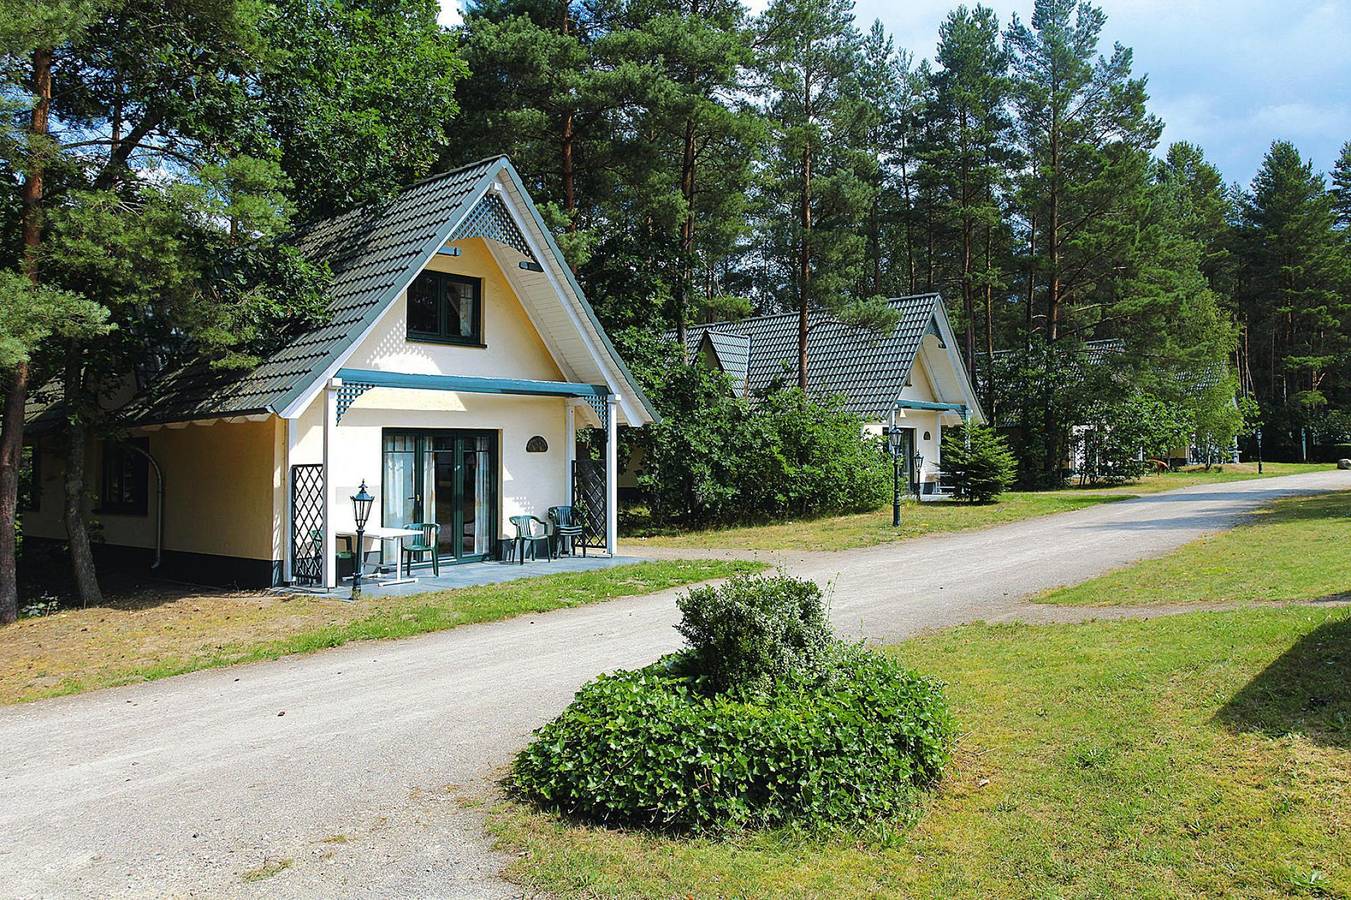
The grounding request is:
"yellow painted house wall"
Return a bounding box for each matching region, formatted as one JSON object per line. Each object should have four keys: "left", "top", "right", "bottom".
{"left": 25, "top": 418, "right": 281, "bottom": 563}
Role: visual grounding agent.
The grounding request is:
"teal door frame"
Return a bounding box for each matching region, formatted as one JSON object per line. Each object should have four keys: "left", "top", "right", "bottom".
{"left": 381, "top": 428, "right": 499, "bottom": 565}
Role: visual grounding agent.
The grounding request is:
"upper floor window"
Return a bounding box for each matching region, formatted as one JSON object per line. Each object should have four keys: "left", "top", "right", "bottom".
{"left": 407, "top": 270, "right": 483, "bottom": 346}
{"left": 100, "top": 438, "right": 149, "bottom": 516}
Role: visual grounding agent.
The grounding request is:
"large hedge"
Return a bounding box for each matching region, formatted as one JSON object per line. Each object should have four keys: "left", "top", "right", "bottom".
{"left": 634, "top": 363, "right": 890, "bottom": 526}
{"left": 510, "top": 575, "right": 956, "bottom": 834}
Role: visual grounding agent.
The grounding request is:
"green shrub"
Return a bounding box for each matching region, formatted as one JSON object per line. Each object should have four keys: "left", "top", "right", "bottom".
{"left": 510, "top": 646, "right": 954, "bottom": 834}
{"left": 510, "top": 574, "right": 957, "bottom": 834}
{"left": 941, "top": 422, "right": 1017, "bottom": 502}
{"left": 675, "top": 574, "right": 833, "bottom": 695}
{"left": 633, "top": 362, "right": 889, "bottom": 526}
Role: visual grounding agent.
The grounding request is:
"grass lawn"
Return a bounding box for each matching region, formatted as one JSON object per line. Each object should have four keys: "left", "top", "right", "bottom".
{"left": 624, "top": 462, "right": 1332, "bottom": 553}
{"left": 491, "top": 605, "right": 1351, "bottom": 899}
{"left": 1039, "top": 490, "right": 1351, "bottom": 607}
{"left": 0, "top": 559, "right": 762, "bottom": 705}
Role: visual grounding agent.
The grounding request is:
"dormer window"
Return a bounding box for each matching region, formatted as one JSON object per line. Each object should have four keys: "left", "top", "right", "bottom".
{"left": 407, "top": 270, "right": 483, "bottom": 346}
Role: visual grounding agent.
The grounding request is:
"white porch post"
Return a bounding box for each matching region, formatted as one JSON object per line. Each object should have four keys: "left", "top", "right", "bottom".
{"left": 564, "top": 403, "right": 577, "bottom": 503}
{"left": 282, "top": 416, "right": 298, "bottom": 583}
{"left": 934, "top": 417, "right": 942, "bottom": 478}
{"left": 604, "top": 395, "right": 618, "bottom": 556}
{"left": 323, "top": 378, "right": 340, "bottom": 589}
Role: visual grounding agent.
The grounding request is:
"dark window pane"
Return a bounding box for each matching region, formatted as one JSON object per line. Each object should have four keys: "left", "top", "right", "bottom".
{"left": 447, "top": 280, "right": 477, "bottom": 339}
{"left": 101, "top": 439, "right": 148, "bottom": 514}
{"left": 407, "top": 274, "right": 440, "bottom": 335}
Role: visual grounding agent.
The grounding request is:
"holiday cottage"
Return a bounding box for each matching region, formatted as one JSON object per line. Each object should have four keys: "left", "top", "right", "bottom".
{"left": 669, "top": 294, "right": 985, "bottom": 496}
{"left": 22, "top": 157, "right": 657, "bottom": 589}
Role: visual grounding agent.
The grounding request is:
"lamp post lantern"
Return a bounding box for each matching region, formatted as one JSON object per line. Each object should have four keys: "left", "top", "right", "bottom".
{"left": 913, "top": 453, "right": 924, "bottom": 498}
{"left": 883, "top": 424, "right": 905, "bottom": 527}
{"left": 350, "top": 480, "right": 374, "bottom": 600}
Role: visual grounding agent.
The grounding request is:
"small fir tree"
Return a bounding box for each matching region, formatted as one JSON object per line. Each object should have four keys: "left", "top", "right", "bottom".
{"left": 941, "top": 423, "right": 1016, "bottom": 503}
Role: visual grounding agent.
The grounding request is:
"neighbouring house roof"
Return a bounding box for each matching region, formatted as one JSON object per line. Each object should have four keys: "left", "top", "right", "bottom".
{"left": 676, "top": 294, "right": 983, "bottom": 420}
{"left": 698, "top": 331, "right": 751, "bottom": 397}
{"left": 104, "top": 155, "right": 656, "bottom": 429}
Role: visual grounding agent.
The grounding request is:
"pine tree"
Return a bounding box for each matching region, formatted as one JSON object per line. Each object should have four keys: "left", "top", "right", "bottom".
{"left": 1235, "top": 141, "right": 1350, "bottom": 449}
{"left": 1005, "top": 0, "right": 1162, "bottom": 480}
{"left": 758, "top": 0, "right": 893, "bottom": 388}
{"left": 924, "top": 4, "right": 1013, "bottom": 373}
{"left": 1331, "top": 140, "right": 1351, "bottom": 230}
{"left": 940, "top": 422, "right": 1016, "bottom": 502}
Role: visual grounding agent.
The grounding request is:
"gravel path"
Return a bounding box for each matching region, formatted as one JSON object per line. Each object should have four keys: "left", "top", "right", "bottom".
{"left": 0, "top": 470, "right": 1345, "bottom": 898}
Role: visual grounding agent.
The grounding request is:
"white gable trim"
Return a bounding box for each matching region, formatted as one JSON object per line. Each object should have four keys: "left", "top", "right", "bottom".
{"left": 895, "top": 300, "right": 986, "bottom": 424}
{"left": 492, "top": 174, "right": 653, "bottom": 426}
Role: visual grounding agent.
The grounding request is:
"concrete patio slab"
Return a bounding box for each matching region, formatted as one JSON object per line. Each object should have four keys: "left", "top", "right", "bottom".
{"left": 281, "top": 553, "right": 648, "bottom": 599}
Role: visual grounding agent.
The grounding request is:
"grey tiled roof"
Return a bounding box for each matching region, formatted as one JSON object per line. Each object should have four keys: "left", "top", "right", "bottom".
{"left": 679, "top": 294, "right": 945, "bottom": 418}
{"left": 119, "top": 157, "right": 506, "bottom": 426}
{"left": 698, "top": 331, "right": 751, "bottom": 396}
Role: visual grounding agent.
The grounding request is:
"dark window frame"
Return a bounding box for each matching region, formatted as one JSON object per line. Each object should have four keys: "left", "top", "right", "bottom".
{"left": 406, "top": 270, "right": 485, "bottom": 347}
{"left": 19, "top": 444, "right": 39, "bottom": 512}
{"left": 100, "top": 438, "right": 149, "bottom": 516}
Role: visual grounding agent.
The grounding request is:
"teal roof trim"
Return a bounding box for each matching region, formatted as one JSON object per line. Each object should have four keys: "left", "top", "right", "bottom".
{"left": 897, "top": 399, "right": 967, "bottom": 413}
{"left": 337, "top": 368, "right": 607, "bottom": 398}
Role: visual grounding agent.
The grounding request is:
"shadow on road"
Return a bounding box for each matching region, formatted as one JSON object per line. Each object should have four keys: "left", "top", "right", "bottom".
{"left": 1215, "top": 615, "right": 1351, "bottom": 749}
{"left": 1072, "top": 486, "right": 1349, "bottom": 532}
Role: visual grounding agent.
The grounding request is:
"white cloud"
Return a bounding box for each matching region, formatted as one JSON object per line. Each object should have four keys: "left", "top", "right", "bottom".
{"left": 439, "top": 0, "right": 462, "bottom": 28}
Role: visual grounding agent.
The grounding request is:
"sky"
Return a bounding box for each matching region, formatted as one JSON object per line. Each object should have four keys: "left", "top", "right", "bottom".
{"left": 436, "top": 0, "right": 1351, "bottom": 187}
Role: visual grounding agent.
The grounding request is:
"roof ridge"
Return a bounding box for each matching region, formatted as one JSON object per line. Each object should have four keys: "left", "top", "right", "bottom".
{"left": 402, "top": 154, "right": 509, "bottom": 190}
{"left": 690, "top": 293, "right": 940, "bottom": 335}
{"left": 291, "top": 156, "right": 509, "bottom": 243}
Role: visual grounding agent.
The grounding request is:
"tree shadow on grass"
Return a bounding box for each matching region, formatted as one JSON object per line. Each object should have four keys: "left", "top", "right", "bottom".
{"left": 1215, "top": 616, "right": 1351, "bottom": 749}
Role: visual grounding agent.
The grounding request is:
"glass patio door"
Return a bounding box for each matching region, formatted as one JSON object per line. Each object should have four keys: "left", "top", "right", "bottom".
{"left": 383, "top": 430, "right": 497, "bottom": 566}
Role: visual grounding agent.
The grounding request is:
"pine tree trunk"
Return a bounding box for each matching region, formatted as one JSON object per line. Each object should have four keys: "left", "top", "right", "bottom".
{"left": 797, "top": 58, "right": 814, "bottom": 392}
{"left": 798, "top": 139, "right": 811, "bottom": 390}
{"left": 1047, "top": 119, "right": 1061, "bottom": 342}
{"left": 62, "top": 350, "right": 102, "bottom": 607}
{"left": 1, "top": 47, "right": 54, "bottom": 624}
{"left": 901, "top": 160, "right": 916, "bottom": 294}
{"left": 983, "top": 222, "right": 996, "bottom": 419}
{"left": 676, "top": 115, "right": 697, "bottom": 344}
{"left": 961, "top": 214, "right": 975, "bottom": 373}
{"left": 1025, "top": 211, "right": 1035, "bottom": 348}
{"left": 0, "top": 365, "right": 23, "bottom": 624}
{"left": 562, "top": 109, "right": 576, "bottom": 229}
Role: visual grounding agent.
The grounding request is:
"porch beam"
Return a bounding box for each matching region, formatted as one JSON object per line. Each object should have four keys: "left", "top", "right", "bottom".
{"left": 335, "top": 368, "right": 608, "bottom": 400}
{"left": 895, "top": 399, "right": 967, "bottom": 413}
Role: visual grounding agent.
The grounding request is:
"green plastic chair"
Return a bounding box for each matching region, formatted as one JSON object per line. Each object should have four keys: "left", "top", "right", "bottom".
{"left": 509, "top": 515, "right": 552, "bottom": 565}
{"left": 402, "top": 522, "right": 440, "bottom": 576}
{"left": 548, "top": 506, "right": 586, "bottom": 558}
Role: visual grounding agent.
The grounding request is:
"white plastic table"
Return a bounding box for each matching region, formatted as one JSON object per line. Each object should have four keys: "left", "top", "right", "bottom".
{"left": 338, "top": 526, "right": 423, "bottom": 587}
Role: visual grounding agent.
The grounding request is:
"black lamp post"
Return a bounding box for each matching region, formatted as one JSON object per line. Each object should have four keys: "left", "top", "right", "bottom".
{"left": 882, "top": 425, "right": 904, "bottom": 527}
{"left": 350, "top": 480, "right": 374, "bottom": 600}
{"left": 913, "top": 453, "right": 925, "bottom": 498}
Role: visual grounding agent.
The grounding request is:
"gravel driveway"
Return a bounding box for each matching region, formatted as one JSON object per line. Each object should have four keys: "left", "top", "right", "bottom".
{"left": 1, "top": 470, "right": 1345, "bottom": 898}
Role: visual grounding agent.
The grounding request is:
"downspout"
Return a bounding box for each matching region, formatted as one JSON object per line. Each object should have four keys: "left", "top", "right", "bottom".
{"left": 123, "top": 441, "right": 164, "bottom": 570}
